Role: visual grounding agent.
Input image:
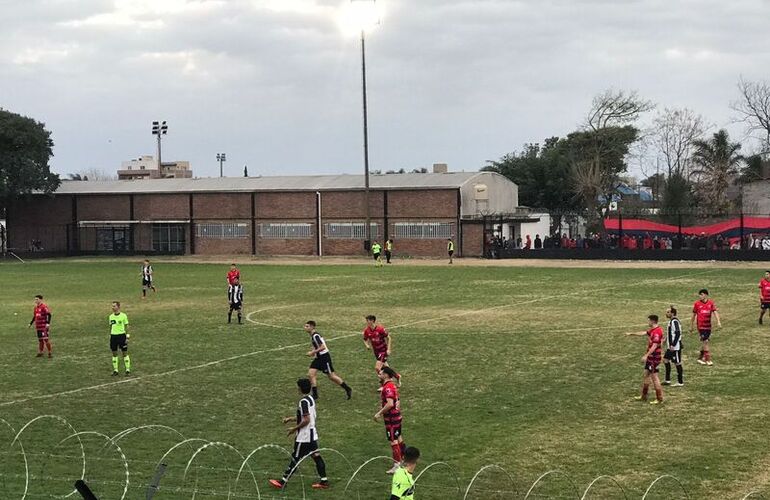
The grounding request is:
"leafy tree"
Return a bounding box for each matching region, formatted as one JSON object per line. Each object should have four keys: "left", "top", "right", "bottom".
{"left": 0, "top": 109, "right": 59, "bottom": 214}
{"left": 736, "top": 154, "right": 765, "bottom": 185}
{"left": 691, "top": 129, "right": 743, "bottom": 213}
{"left": 641, "top": 172, "right": 666, "bottom": 202}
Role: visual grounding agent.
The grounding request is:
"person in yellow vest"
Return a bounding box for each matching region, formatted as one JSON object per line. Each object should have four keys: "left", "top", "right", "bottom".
{"left": 385, "top": 239, "right": 394, "bottom": 264}
{"left": 447, "top": 238, "right": 455, "bottom": 264}
{"left": 390, "top": 447, "right": 420, "bottom": 500}
{"left": 371, "top": 241, "right": 383, "bottom": 267}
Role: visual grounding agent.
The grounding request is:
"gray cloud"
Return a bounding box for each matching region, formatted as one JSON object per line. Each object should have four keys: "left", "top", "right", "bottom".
{"left": 1, "top": 0, "right": 768, "bottom": 178}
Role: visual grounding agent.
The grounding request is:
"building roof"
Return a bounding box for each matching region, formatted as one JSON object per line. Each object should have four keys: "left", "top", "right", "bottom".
{"left": 52, "top": 172, "right": 495, "bottom": 194}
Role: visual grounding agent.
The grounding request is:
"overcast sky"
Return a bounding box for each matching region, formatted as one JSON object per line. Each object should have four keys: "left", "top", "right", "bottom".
{"left": 2, "top": 0, "right": 769, "bottom": 179}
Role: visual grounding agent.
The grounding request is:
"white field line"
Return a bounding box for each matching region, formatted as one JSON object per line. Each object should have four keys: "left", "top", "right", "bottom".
{"left": 0, "top": 269, "right": 717, "bottom": 407}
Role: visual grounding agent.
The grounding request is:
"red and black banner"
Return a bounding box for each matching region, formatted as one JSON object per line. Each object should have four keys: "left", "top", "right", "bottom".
{"left": 604, "top": 216, "right": 770, "bottom": 240}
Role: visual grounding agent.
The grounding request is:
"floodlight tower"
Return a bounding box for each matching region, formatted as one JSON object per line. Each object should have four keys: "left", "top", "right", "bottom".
{"left": 217, "top": 153, "right": 227, "bottom": 177}
{"left": 151, "top": 120, "right": 168, "bottom": 169}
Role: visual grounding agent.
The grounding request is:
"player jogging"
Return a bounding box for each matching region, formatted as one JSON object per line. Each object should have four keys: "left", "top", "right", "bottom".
{"left": 759, "top": 271, "right": 770, "bottom": 325}
{"left": 109, "top": 301, "right": 132, "bottom": 376}
{"left": 663, "top": 306, "right": 684, "bottom": 386}
{"left": 227, "top": 277, "right": 244, "bottom": 324}
{"left": 447, "top": 238, "right": 455, "bottom": 264}
{"left": 227, "top": 263, "right": 240, "bottom": 286}
{"left": 374, "top": 367, "right": 407, "bottom": 473}
{"left": 141, "top": 259, "right": 156, "bottom": 298}
{"left": 371, "top": 241, "right": 383, "bottom": 267}
{"left": 390, "top": 447, "right": 420, "bottom": 500}
{"left": 268, "top": 378, "right": 330, "bottom": 490}
{"left": 29, "top": 294, "right": 52, "bottom": 358}
{"left": 691, "top": 289, "right": 721, "bottom": 366}
{"left": 625, "top": 314, "right": 664, "bottom": 405}
{"left": 305, "top": 321, "right": 352, "bottom": 401}
{"left": 363, "top": 315, "right": 401, "bottom": 384}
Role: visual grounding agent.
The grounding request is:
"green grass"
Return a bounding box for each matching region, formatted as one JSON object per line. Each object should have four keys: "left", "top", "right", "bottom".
{"left": 1, "top": 259, "right": 769, "bottom": 499}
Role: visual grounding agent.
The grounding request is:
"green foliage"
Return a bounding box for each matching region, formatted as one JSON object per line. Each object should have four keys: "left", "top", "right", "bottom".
{"left": 692, "top": 129, "right": 743, "bottom": 213}
{"left": 736, "top": 154, "right": 765, "bottom": 185}
{"left": 483, "top": 137, "right": 580, "bottom": 212}
{"left": 0, "top": 109, "right": 60, "bottom": 213}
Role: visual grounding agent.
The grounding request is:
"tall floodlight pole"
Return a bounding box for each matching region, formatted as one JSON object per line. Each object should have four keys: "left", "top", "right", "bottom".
{"left": 151, "top": 121, "right": 168, "bottom": 169}
{"left": 217, "top": 153, "right": 227, "bottom": 177}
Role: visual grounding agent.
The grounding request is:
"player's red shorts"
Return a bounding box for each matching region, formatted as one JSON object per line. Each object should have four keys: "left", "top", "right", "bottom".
{"left": 644, "top": 359, "right": 660, "bottom": 373}
{"left": 385, "top": 423, "right": 402, "bottom": 441}
{"left": 374, "top": 350, "right": 388, "bottom": 363}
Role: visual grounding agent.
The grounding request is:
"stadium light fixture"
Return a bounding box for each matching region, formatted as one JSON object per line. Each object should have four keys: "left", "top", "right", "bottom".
{"left": 217, "top": 153, "right": 227, "bottom": 178}
{"left": 151, "top": 120, "right": 168, "bottom": 169}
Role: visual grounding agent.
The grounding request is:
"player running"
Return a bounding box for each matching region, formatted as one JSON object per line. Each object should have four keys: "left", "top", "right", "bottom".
{"left": 691, "top": 289, "right": 721, "bottom": 366}
{"left": 226, "top": 263, "right": 240, "bottom": 286}
{"left": 141, "top": 259, "right": 156, "bottom": 298}
{"left": 29, "top": 294, "right": 52, "bottom": 358}
{"left": 374, "top": 367, "right": 407, "bottom": 473}
{"left": 227, "top": 277, "right": 244, "bottom": 324}
{"left": 371, "top": 241, "right": 383, "bottom": 267}
{"left": 363, "top": 315, "right": 401, "bottom": 384}
{"left": 390, "top": 447, "right": 420, "bottom": 500}
{"left": 663, "top": 306, "right": 684, "bottom": 387}
{"left": 269, "top": 378, "right": 330, "bottom": 490}
{"left": 109, "top": 301, "right": 132, "bottom": 376}
{"left": 625, "top": 314, "right": 664, "bottom": 405}
{"left": 304, "top": 321, "right": 352, "bottom": 401}
{"left": 759, "top": 271, "right": 770, "bottom": 325}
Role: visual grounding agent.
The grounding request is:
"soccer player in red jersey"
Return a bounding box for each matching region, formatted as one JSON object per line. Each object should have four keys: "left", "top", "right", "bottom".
{"left": 625, "top": 314, "right": 664, "bottom": 405}
{"left": 226, "top": 263, "right": 240, "bottom": 286}
{"left": 759, "top": 271, "right": 770, "bottom": 325}
{"left": 374, "top": 367, "right": 407, "bottom": 474}
{"left": 691, "top": 288, "right": 721, "bottom": 366}
{"left": 28, "top": 294, "right": 52, "bottom": 358}
{"left": 363, "top": 315, "right": 400, "bottom": 381}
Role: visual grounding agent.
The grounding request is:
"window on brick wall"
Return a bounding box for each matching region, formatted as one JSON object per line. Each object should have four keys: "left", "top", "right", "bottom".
{"left": 323, "top": 222, "right": 379, "bottom": 239}
{"left": 196, "top": 223, "right": 248, "bottom": 239}
{"left": 259, "top": 223, "right": 313, "bottom": 239}
{"left": 394, "top": 222, "right": 453, "bottom": 239}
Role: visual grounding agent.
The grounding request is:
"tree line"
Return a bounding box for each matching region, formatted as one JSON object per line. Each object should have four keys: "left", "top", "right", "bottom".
{"left": 482, "top": 78, "right": 770, "bottom": 226}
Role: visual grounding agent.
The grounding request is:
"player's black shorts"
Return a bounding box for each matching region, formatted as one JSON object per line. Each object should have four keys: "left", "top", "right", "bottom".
{"left": 664, "top": 349, "right": 682, "bottom": 364}
{"left": 229, "top": 302, "right": 242, "bottom": 311}
{"left": 36, "top": 330, "right": 49, "bottom": 340}
{"left": 699, "top": 329, "right": 711, "bottom": 341}
{"left": 448, "top": 250, "right": 454, "bottom": 256}
{"left": 110, "top": 334, "right": 128, "bottom": 352}
{"left": 762, "top": 302, "right": 770, "bottom": 310}
{"left": 310, "top": 353, "right": 334, "bottom": 374}
{"left": 142, "top": 277, "right": 152, "bottom": 288}
{"left": 644, "top": 359, "right": 660, "bottom": 373}
{"left": 385, "top": 423, "right": 402, "bottom": 441}
{"left": 292, "top": 440, "right": 319, "bottom": 459}
{"left": 373, "top": 252, "right": 381, "bottom": 260}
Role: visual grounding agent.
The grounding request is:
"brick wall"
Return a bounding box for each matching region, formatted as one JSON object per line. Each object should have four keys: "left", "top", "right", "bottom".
{"left": 77, "top": 195, "right": 130, "bottom": 221}
{"left": 193, "top": 193, "right": 251, "bottom": 218}
{"left": 7, "top": 195, "right": 72, "bottom": 251}
{"left": 321, "top": 191, "right": 385, "bottom": 218}
{"left": 256, "top": 192, "right": 315, "bottom": 219}
{"left": 461, "top": 222, "right": 484, "bottom": 257}
{"left": 135, "top": 194, "right": 189, "bottom": 220}
{"left": 387, "top": 190, "right": 458, "bottom": 218}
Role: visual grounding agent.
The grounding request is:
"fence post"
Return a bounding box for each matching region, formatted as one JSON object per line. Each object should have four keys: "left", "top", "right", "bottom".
{"left": 740, "top": 213, "right": 745, "bottom": 250}
{"left": 618, "top": 211, "right": 623, "bottom": 250}
{"left": 678, "top": 213, "right": 683, "bottom": 249}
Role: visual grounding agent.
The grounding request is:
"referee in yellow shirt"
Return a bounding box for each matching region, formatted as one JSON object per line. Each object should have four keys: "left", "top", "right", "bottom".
{"left": 390, "top": 447, "right": 420, "bottom": 499}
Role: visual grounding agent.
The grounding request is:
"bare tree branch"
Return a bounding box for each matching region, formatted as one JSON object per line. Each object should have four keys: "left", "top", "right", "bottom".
{"left": 731, "top": 77, "right": 770, "bottom": 156}
{"left": 651, "top": 108, "right": 709, "bottom": 180}
{"left": 586, "top": 89, "right": 655, "bottom": 131}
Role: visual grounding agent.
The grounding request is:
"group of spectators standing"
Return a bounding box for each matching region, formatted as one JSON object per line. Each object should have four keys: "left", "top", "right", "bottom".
{"left": 486, "top": 231, "right": 770, "bottom": 258}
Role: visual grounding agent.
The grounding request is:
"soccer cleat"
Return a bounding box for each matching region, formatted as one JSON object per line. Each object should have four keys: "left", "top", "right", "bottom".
{"left": 345, "top": 386, "right": 353, "bottom": 400}
{"left": 112, "top": 371, "right": 119, "bottom": 376}
{"left": 650, "top": 399, "right": 663, "bottom": 405}
{"left": 36, "top": 353, "right": 44, "bottom": 358}
{"left": 632, "top": 395, "right": 646, "bottom": 402}
{"left": 706, "top": 360, "right": 713, "bottom": 366}
{"left": 696, "top": 359, "right": 707, "bottom": 365}
{"left": 48, "top": 353, "right": 52, "bottom": 359}
{"left": 663, "top": 380, "right": 671, "bottom": 385}
{"left": 674, "top": 382, "right": 685, "bottom": 387}
{"left": 760, "top": 318, "right": 763, "bottom": 325}
{"left": 268, "top": 479, "right": 284, "bottom": 489}
{"left": 311, "top": 481, "right": 330, "bottom": 489}
{"left": 386, "top": 463, "right": 400, "bottom": 475}
{"left": 125, "top": 371, "right": 131, "bottom": 376}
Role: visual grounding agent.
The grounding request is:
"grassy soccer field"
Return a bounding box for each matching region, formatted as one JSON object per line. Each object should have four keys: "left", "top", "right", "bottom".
{"left": 0, "top": 259, "right": 769, "bottom": 499}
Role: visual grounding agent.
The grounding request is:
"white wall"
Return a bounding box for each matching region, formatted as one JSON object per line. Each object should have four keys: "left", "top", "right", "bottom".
{"left": 517, "top": 213, "right": 551, "bottom": 240}
{"left": 460, "top": 172, "right": 519, "bottom": 217}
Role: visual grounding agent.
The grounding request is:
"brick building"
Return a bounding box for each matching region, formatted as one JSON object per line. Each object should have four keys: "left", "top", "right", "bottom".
{"left": 7, "top": 172, "right": 533, "bottom": 257}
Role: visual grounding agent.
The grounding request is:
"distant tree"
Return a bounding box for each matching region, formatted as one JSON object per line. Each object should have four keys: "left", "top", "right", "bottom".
{"left": 652, "top": 108, "right": 708, "bottom": 178}
{"left": 732, "top": 78, "right": 770, "bottom": 156}
{"left": 244, "top": 165, "right": 248, "bottom": 177}
{"left": 691, "top": 130, "right": 744, "bottom": 213}
{"left": 410, "top": 167, "right": 428, "bottom": 174}
{"left": 0, "top": 109, "right": 60, "bottom": 215}
{"left": 641, "top": 172, "right": 666, "bottom": 202}
{"left": 586, "top": 89, "right": 654, "bottom": 131}
{"left": 736, "top": 154, "right": 765, "bottom": 185}
{"left": 661, "top": 173, "right": 694, "bottom": 219}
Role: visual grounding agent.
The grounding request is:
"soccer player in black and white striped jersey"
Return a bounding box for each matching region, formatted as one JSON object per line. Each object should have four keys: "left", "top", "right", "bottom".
{"left": 227, "top": 278, "right": 243, "bottom": 324}
{"left": 268, "top": 378, "right": 329, "bottom": 490}
{"left": 304, "top": 320, "right": 352, "bottom": 401}
{"left": 141, "top": 260, "right": 156, "bottom": 298}
{"left": 663, "top": 306, "right": 684, "bottom": 386}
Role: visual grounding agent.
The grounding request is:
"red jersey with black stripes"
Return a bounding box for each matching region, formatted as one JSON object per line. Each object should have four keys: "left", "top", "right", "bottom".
{"left": 32, "top": 304, "right": 51, "bottom": 332}
{"left": 380, "top": 381, "right": 402, "bottom": 425}
{"left": 647, "top": 326, "right": 663, "bottom": 362}
{"left": 760, "top": 279, "right": 770, "bottom": 302}
{"left": 363, "top": 325, "right": 389, "bottom": 356}
{"left": 693, "top": 299, "right": 717, "bottom": 330}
